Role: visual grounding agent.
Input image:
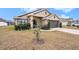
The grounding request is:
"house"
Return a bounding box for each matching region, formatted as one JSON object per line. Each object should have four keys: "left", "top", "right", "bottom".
{"left": 7, "top": 21, "right": 15, "bottom": 26}
{"left": 60, "top": 18, "right": 74, "bottom": 26}
{"left": 72, "top": 20, "right": 79, "bottom": 26}
{"left": 0, "top": 18, "right": 8, "bottom": 26}
{"left": 14, "top": 9, "right": 61, "bottom": 28}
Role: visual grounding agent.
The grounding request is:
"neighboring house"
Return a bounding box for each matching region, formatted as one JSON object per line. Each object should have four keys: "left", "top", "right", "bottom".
{"left": 60, "top": 18, "right": 74, "bottom": 26}
{"left": 7, "top": 21, "right": 15, "bottom": 26}
{"left": 0, "top": 18, "right": 8, "bottom": 26}
{"left": 14, "top": 9, "right": 61, "bottom": 28}
{"left": 72, "top": 20, "right": 79, "bottom": 26}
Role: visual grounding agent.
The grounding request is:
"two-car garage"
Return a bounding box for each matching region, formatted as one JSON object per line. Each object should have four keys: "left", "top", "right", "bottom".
{"left": 49, "top": 20, "right": 60, "bottom": 28}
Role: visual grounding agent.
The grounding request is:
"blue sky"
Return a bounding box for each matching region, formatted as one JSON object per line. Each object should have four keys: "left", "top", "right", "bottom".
{"left": 0, "top": 8, "right": 79, "bottom": 21}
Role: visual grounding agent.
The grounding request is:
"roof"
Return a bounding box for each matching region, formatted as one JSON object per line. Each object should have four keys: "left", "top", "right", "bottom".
{"left": 60, "top": 18, "right": 73, "bottom": 22}
{"left": 14, "top": 8, "right": 60, "bottom": 21}
{"left": 0, "top": 18, "right": 6, "bottom": 22}
{"left": 16, "top": 8, "right": 50, "bottom": 17}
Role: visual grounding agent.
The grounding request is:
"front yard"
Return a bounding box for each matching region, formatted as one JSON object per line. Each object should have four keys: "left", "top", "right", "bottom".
{"left": 63, "top": 26, "right": 79, "bottom": 30}
{"left": 0, "top": 26, "right": 79, "bottom": 50}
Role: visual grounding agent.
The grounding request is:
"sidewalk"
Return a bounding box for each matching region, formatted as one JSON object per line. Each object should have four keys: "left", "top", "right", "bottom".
{"left": 41, "top": 28, "right": 79, "bottom": 35}
{"left": 55, "top": 28, "right": 79, "bottom": 35}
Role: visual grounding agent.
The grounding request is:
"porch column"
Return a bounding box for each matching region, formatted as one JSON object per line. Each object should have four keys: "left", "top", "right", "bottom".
{"left": 14, "top": 19, "right": 18, "bottom": 25}
{"left": 30, "top": 16, "right": 33, "bottom": 29}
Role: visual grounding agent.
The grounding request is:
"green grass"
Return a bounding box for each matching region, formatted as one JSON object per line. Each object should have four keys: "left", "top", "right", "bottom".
{"left": 8, "top": 25, "right": 15, "bottom": 30}
{"left": 0, "top": 25, "right": 34, "bottom": 31}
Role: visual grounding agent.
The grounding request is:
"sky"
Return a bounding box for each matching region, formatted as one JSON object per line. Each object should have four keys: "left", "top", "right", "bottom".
{"left": 0, "top": 8, "right": 79, "bottom": 21}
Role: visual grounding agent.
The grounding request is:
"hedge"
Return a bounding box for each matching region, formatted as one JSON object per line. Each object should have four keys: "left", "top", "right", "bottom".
{"left": 14, "top": 23, "right": 31, "bottom": 31}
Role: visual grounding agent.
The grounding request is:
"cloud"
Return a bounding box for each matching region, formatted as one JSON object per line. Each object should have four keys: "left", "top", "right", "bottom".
{"left": 54, "top": 8, "right": 74, "bottom": 13}
{"left": 21, "top": 8, "right": 38, "bottom": 13}
{"left": 60, "top": 14, "right": 70, "bottom": 18}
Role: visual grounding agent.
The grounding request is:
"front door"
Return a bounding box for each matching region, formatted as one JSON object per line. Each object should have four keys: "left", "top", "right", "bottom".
{"left": 33, "top": 20, "right": 37, "bottom": 28}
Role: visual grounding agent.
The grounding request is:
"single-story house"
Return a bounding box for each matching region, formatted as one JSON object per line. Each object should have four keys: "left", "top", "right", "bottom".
{"left": 60, "top": 18, "right": 74, "bottom": 26}
{"left": 0, "top": 18, "right": 8, "bottom": 26}
{"left": 7, "top": 21, "right": 15, "bottom": 26}
{"left": 72, "top": 20, "right": 79, "bottom": 26}
{"left": 14, "top": 9, "right": 61, "bottom": 28}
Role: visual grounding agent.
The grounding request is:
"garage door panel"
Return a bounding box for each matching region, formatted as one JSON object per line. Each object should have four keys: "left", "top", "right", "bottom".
{"left": 50, "top": 21, "right": 59, "bottom": 28}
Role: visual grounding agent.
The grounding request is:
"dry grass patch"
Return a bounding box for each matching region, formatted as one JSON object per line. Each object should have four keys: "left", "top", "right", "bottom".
{"left": 63, "top": 26, "right": 79, "bottom": 30}
{"left": 0, "top": 27, "right": 79, "bottom": 50}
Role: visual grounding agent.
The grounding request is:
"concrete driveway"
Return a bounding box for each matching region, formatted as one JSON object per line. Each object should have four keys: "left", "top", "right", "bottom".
{"left": 52, "top": 28, "right": 79, "bottom": 35}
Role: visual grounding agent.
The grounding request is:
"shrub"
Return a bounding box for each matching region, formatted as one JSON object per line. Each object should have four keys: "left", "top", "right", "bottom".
{"left": 48, "top": 21, "right": 50, "bottom": 29}
{"left": 14, "top": 25, "right": 18, "bottom": 31}
{"left": 60, "top": 23, "right": 62, "bottom": 28}
{"left": 26, "top": 23, "right": 31, "bottom": 29}
{"left": 72, "top": 24, "right": 75, "bottom": 26}
{"left": 14, "top": 23, "right": 31, "bottom": 31}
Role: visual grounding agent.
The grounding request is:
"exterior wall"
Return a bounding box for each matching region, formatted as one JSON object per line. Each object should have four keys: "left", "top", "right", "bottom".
{"left": 62, "top": 22, "right": 68, "bottom": 26}
{"left": 34, "top": 10, "right": 50, "bottom": 17}
{"left": 61, "top": 21, "right": 73, "bottom": 26}
{"left": 14, "top": 20, "right": 18, "bottom": 25}
{"left": 67, "top": 21, "right": 73, "bottom": 26}
{"left": 49, "top": 15, "right": 59, "bottom": 20}
{"left": 42, "top": 20, "right": 48, "bottom": 26}
{"left": 0, "top": 22, "right": 7, "bottom": 26}
{"left": 32, "top": 16, "right": 43, "bottom": 28}
{"left": 54, "top": 16, "right": 60, "bottom": 20}
{"left": 29, "top": 16, "right": 33, "bottom": 28}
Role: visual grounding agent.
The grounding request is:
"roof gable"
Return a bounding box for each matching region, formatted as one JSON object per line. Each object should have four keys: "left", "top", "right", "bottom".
{"left": 43, "top": 14, "right": 60, "bottom": 20}
{"left": 32, "top": 9, "right": 50, "bottom": 17}
{"left": 16, "top": 9, "right": 51, "bottom": 18}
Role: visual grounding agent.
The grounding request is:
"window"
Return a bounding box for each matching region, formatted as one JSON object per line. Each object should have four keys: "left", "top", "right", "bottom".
{"left": 54, "top": 16, "right": 55, "bottom": 18}
{"left": 20, "top": 20, "right": 22, "bottom": 24}
{"left": 45, "top": 12, "right": 47, "bottom": 15}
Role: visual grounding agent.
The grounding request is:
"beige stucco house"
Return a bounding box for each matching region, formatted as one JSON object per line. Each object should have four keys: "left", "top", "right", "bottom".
{"left": 14, "top": 9, "right": 61, "bottom": 28}
{"left": 60, "top": 18, "right": 73, "bottom": 26}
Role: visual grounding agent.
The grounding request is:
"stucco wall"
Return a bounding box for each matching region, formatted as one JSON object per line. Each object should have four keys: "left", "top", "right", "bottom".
{"left": 62, "top": 22, "right": 68, "bottom": 26}
{"left": 34, "top": 10, "right": 50, "bottom": 17}
{"left": 0, "top": 22, "right": 7, "bottom": 26}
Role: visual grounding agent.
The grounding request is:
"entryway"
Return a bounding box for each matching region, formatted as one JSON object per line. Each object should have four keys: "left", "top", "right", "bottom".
{"left": 33, "top": 20, "right": 37, "bottom": 28}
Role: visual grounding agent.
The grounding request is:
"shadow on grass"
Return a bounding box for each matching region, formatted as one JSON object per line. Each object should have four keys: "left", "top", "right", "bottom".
{"left": 32, "top": 38, "right": 45, "bottom": 45}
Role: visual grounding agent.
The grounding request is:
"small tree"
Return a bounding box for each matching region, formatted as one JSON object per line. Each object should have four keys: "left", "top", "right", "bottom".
{"left": 33, "top": 24, "right": 44, "bottom": 45}
{"left": 34, "top": 28, "right": 41, "bottom": 41}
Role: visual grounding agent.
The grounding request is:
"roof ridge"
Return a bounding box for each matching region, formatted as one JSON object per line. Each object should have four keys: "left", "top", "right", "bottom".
{"left": 17, "top": 8, "right": 47, "bottom": 17}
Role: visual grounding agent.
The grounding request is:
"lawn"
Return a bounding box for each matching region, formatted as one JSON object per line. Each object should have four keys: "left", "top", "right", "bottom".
{"left": 0, "top": 26, "right": 79, "bottom": 50}
{"left": 63, "top": 26, "right": 79, "bottom": 30}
